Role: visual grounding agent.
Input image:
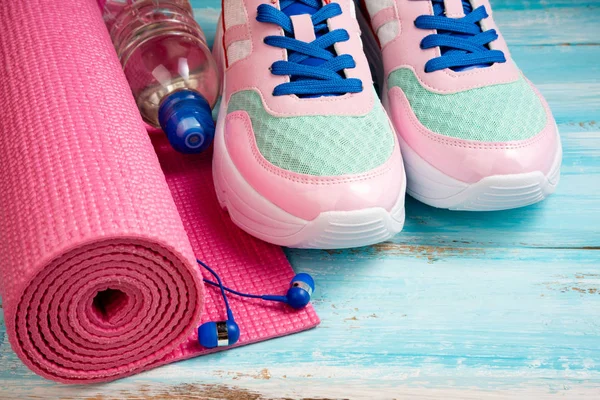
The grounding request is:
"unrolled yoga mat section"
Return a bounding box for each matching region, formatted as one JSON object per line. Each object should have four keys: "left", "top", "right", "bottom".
{"left": 0, "top": 0, "right": 319, "bottom": 384}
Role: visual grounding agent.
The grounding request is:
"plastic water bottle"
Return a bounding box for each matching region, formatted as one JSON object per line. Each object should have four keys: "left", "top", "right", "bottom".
{"left": 101, "top": 0, "right": 220, "bottom": 153}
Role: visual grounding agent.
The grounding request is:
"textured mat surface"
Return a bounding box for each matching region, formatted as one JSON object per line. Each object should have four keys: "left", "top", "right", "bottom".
{"left": 0, "top": 0, "right": 319, "bottom": 384}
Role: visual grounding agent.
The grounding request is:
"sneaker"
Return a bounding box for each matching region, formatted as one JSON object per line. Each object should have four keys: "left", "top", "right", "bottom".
{"left": 212, "top": 0, "right": 406, "bottom": 248}
{"left": 360, "top": 0, "right": 561, "bottom": 211}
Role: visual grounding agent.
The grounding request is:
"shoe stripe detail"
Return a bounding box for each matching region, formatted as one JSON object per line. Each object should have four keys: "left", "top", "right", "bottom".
{"left": 371, "top": 7, "right": 396, "bottom": 32}
{"left": 224, "top": 23, "right": 250, "bottom": 48}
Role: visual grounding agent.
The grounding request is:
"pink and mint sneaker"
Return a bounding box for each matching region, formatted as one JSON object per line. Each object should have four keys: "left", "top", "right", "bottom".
{"left": 361, "top": 0, "right": 561, "bottom": 211}
{"left": 212, "top": 0, "right": 406, "bottom": 248}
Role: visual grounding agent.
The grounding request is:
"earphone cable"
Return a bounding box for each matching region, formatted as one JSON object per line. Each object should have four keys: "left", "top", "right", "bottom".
{"left": 196, "top": 259, "right": 235, "bottom": 321}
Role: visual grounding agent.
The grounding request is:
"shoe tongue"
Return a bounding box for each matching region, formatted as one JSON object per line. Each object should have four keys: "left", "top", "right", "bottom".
{"left": 433, "top": 0, "right": 472, "bottom": 17}
{"left": 282, "top": 1, "right": 323, "bottom": 69}
{"left": 281, "top": 1, "right": 332, "bottom": 97}
{"left": 434, "top": 0, "right": 487, "bottom": 71}
{"left": 282, "top": 1, "right": 319, "bottom": 16}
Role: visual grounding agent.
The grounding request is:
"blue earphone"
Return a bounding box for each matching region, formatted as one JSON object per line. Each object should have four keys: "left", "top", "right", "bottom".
{"left": 196, "top": 259, "right": 315, "bottom": 349}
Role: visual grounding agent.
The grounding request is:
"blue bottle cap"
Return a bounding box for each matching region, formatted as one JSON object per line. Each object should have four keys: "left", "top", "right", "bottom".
{"left": 158, "top": 89, "right": 215, "bottom": 154}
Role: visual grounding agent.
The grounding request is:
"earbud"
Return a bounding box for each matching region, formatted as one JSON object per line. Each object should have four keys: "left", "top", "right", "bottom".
{"left": 198, "top": 319, "right": 240, "bottom": 349}
{"left": 196, "top": 260, "right": 241, "bottom": 349}
{"left": 196, "top": 260, "right": 315, "bottom": 349}
{"left": 286, "top": 273, "right": 315, "bottom": 309}
{"left": 260, "top": 273, "right": 314, "bottom": 309}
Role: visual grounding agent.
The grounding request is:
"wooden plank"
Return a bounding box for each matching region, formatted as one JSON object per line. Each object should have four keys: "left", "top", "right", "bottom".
{"left": 490, "top": 0, "right": 598, "bottom": 10}
{"left": 495, "top": 7, "right": 600, "bottom": 46}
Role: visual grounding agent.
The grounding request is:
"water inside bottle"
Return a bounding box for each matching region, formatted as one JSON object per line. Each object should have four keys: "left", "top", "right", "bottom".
{"left": 103, "top": 0, "right": 220, "bottom": 127}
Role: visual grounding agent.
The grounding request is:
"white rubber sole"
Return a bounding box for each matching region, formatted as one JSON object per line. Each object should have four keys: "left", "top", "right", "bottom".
{"left": 397, "top": 134, "right": 562, "bottom": 211}
{"left": 212, "top": 100, "right": 406, "bottom": 249}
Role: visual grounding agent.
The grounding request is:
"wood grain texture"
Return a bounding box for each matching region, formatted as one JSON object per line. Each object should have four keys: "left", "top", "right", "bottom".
{"left": 1, "top": 0, "right": 599, "bottom": 398}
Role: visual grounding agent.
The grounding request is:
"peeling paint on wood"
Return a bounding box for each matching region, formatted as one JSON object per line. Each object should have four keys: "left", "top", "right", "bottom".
{"left": 81, "top": 384, "right": 264, "bottom": 400}
{"left": 371, "top": 242, "right": 485, "bottom": 262}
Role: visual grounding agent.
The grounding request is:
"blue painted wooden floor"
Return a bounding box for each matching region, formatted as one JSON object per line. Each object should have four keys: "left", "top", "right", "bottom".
{"left": 1, "top": 0, "right": 599, "bottom": 398}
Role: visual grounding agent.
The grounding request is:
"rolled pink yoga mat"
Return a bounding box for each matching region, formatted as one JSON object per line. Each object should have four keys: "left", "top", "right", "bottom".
{"left": 0, "top": 0, "right": 319, "bottom": 383}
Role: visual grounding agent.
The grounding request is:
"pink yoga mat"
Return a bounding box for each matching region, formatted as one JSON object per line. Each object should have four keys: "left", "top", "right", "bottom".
{"left": 0, "top": 0, "right": 319, "bottom": 383}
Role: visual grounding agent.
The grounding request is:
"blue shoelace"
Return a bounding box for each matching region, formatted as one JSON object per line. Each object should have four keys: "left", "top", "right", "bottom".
{"left": 414, "top": 0, "right": 506, "bottom": 72}
{"left": 256, "top": 0, "right": 363, "bottom": 97}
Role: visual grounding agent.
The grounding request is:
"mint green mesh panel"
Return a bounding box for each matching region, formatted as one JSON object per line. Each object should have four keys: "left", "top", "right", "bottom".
{"left": 387, "top": 68, "right": 547, "bottom": 142}
{"left": 227, "top": 91, "right": 395, "bottom": 176}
